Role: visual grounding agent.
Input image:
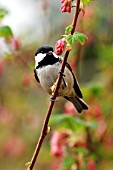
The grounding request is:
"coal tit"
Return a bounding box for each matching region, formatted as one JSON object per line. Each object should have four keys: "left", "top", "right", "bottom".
{"left": 34, "top": 45, "right": 88, "bottom": 113}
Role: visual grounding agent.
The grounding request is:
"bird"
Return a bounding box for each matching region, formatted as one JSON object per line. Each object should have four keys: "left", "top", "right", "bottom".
{"left": 34, "top": 45, "right": 88, "bottom": 113}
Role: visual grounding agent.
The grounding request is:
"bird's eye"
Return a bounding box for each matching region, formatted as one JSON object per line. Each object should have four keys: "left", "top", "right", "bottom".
{"left": 41, "top": 50, "right": 44, "bottom": 53}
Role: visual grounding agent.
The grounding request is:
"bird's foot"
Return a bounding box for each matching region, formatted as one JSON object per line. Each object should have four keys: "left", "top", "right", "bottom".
{"left": 50, "top": 96, "right": 57, "bottom": 102}
{"left": 51, "top": 81, "right": 57, "bottom": 94}
{"left": 59, "top": 70, "right": 65, "bottom": 77}
{"left": 59, "top": 71, "right": 67, "bottom": 89}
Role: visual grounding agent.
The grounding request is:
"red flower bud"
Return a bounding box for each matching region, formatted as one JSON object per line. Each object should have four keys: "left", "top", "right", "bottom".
{"left": 60, "top": 5, "right": 66, "bottom": 12}
{"left": 61, "top": 0, "right": 65, "bottom": 3}
{"left": 60, "top": 5, "right": 71, "bottom": 13}
{"left": 55, "top": 39, "right": 65, "bottom": 55}
{"left": 66, "top": 6, "right": 71, "bottom": 13}
{"left": 60, "top": 0, "right": 72, "bottom": 13}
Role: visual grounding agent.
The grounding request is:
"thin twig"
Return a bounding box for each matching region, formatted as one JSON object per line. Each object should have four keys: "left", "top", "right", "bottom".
{"left": 27, "top": 1, "right": 81, "bottom": 170}
{"left": 71, "top": 0, "right": 80, "bottom": 34}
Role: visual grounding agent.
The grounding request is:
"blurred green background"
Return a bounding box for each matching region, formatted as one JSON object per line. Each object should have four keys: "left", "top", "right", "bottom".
{"left": 0, "top": 0, "right": 113, "bottom": 170}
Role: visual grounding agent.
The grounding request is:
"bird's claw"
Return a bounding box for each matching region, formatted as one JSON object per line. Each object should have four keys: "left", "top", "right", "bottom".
{"left": 59, "top": 70, "right": 65, "bottom": 77}
{"left": 51, "top": 82, "right": 57, "bottom": 94}
{"left": 50, "top": 96, "right": 57, "bottom": 102}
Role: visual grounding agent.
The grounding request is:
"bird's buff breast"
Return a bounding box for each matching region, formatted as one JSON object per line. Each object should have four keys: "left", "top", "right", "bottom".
{"left": 37, "top": 63, "right": 75, "bottom": 97}
{"left": 37, "top": 63, "right": 60, "bottom": 94}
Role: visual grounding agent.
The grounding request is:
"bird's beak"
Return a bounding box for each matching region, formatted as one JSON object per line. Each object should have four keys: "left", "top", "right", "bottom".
{"left": 47, "top": 51, "right": 53, "bottom": 55}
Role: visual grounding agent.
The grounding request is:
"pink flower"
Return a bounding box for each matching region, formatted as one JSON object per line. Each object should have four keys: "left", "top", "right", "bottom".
{"left": 66, "top": 6, "right": 71, "bottom": 13}
{"left": 85, "top": 101, "right": 102, "bottom": 118}
{"left": 11, "top": 37, "right": 21, "bottom": 50}
{"left": 60, "top": 5, "right": 66, "bottom": 12}
{"left": 55, "top": 39, "right": 65, "bottom": 55}
{"left": 60, "top": 0, "right": 72, "bottom": 13}
{"left": 3, "top": 135, "right": 25, "bottom": 157}
{"left": 50, "top": 131, "right": 66, "bottom": 157}
{"left": 97, "top": 119, "right": 107, "bottom": 138}
{"left": 60, "top": 5, "right": 71, "bottom": 13}
{"left": 51, "top": 144, "right": 64, "bottom": 157}
{"left": 61, "top": 0, "right": 65, "bottom": 3}
{"left": 88, "top": 158, "right": 96, "bottom": 170}
{"left": 64, "top": 101, "right": 76, "bottom": 115}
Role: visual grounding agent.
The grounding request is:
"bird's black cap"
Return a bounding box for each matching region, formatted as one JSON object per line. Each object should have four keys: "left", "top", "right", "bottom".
{"left": 35, "top": 46, "right": 53, "bottom": 56}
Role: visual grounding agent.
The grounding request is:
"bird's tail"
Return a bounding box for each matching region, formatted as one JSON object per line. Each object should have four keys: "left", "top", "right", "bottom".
{"left": 64, "top": 96, "right": 89, "bottom": 113}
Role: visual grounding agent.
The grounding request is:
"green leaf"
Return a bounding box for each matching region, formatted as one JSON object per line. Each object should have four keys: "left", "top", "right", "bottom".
{"left": 85, "top": 121, "right": 97, "bottom": 128}
{"left": 62, "top": 157, "right": 75, "bottom": 168}
{"left": 74, "top": 147, "right": 89, "bottom": 154}
{"left": 66, "top": 34, "right": 73, "bottom": 45}
{"left": 72, "top": 32, "right": 88, "bottom": 45}
{"left": 50, "top": 114, "right": 69, "bottom": 124}
{"left": 73, "top": 117, "right": 97, "bottom": 128}
{"left": 50, "top": 115, "right": 97, "bottom": 129}
{"left": 66, "top": 32, "right": 88, "bottom": 45}
{"left": 0, "top": 8, "right": 8, "bottom": 19}
{"left": 0, "top": 25, "right": 13, "bottom": 38}
{"left": 25, "top": 162, "right": 31, "bottom": 167}
{"left": 82, "top": 0, "right": 94, "bottom": 6}
{"left": 65, "top": 25, "right": 73, "bottom": 34}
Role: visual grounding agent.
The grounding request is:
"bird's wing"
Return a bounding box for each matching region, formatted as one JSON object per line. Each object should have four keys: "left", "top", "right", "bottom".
{"left": 34, "top": 69, "right": 40, "bottom": 83}
{"left": 65, "top": 62, "right": 83, "bottom": 98}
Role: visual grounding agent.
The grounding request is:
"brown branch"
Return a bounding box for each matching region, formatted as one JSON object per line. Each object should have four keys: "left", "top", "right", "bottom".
{"left": 27, "top": 1, "right": 81, "bottom": 170}
{"left": 71, "top": 0, "right": 80, "bottom": 34}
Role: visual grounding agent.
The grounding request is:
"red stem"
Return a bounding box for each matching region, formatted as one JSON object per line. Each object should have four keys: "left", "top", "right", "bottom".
{"left": 71, "top": 0, "right": 80, "bottom": 34}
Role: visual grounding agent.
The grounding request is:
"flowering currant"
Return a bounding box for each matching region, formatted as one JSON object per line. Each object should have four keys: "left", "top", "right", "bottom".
{"left": 60, "top": 0, "right": 72, "bottom": 13}
{"left": 55, "top": 38, "right": 65, "bottom": 55}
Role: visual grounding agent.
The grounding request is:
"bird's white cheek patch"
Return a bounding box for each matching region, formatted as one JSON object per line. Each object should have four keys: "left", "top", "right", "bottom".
{"left": 35, "top": 53, "right": 46, "bottom": 68}
{"left": 52, "top": 52, "right": 59, "bottom": 59}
